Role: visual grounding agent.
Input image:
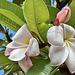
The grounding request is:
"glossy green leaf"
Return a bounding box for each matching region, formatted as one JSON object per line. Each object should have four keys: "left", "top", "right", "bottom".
{"left": 23, "top": 0, "right": 49, "bottom": 42}
{"left": 26, "top": 59, "right": 54, "bottom": 75}
{"left": 0, "top": 50, "right": 11, "bottom": 66}
{"left": 0, "top": 39, "right": 5, "bottom": 46}
{"left": 43, "top": 0, "right": 51, "bottom": 6}
{"left": 66, "top": 0, "right": 75, "bottom": 28}
{"left": 0, "top": 9, "right": 25, "bottom": 32}
{"left": 0, "top": 24, "right": 5, "bottom": 34}
{"left": 38, "top": 23, "right": 51, "bottom": 42}
{"left": 0, "top": 0, "right": 25, "bottom": 22}
{"left": 13, "top": 0, "right": 23, "bottom": 6}
{"left": 48, "top": 6, "right": 60, "bottom": 23}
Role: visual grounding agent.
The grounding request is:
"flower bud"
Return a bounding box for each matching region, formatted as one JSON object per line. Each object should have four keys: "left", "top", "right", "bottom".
{"left": 54, "top": 6, "right": 71, "bottom": 26}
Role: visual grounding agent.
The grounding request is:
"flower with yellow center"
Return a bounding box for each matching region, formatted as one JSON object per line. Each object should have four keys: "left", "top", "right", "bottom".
{"left": 47, "top": 24, "right": 75, "bottom": 74}
{"left": 5, "top": 25, "right": 40, "bottom": 73}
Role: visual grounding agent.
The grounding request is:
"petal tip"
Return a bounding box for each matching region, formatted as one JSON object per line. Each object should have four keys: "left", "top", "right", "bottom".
{"left": 4, "top": 51, "right": 9, "bottom": 56}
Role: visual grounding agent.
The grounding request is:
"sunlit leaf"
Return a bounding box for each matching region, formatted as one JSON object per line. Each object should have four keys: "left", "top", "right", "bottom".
{"left": 23, "top": 0, "right": 49, "bottom": 42}
{"left": 0, "top": 0, "right": 25, "bottom": 22}
{"left": 0, "top": 9, "right": 25, "bottom": 32}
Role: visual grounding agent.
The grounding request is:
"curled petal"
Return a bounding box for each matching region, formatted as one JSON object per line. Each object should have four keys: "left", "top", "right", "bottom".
{"left": 65, "top": 41, "right": 75, "bottom": 74}
{"left": 18, "top": 56, "right": 33, "bottom": 73}
{"left": 63, "top": 24, "right": 75, "bottom": 39}
{"left": 49, "top": 44, "right": 68, "bottom": 66}
{"left": 47, "top": 26, "right": 64, "bottom": 46}
{"left": 9, "top": 48, "right": 27, "bottom": 61}
{"left": 6, "top": 41, "right": 28, "bottom": 48}
{"left": 12, "top": 25, "right": 33, "bottom": 44}
{"left": 4, "top": 48, "right": 14, "bottom": 56}
{"left": 26, "top": 38, "right": 40, "bottom": 57}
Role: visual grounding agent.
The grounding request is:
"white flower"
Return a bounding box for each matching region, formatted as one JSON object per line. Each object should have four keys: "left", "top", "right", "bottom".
{"left": 47, "top": 24, "right": 75, "bottom": 74}
{"left": 5, "top": 25, "right": 40, "bottom": 73}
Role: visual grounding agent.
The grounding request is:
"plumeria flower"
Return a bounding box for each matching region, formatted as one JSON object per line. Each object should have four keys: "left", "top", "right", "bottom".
{"left": 4, "top": 25, "right": 40, "bottom": 73}
{"left": 47, "top": 24, "right": 75, "bottom": 74}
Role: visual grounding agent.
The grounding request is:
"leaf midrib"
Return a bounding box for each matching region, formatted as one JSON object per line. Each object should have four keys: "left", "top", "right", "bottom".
{"left": 32, "top": 0, "right": 46, "bottom": 42}
{"left": 0, "top": 13, "right": 21, "bottom": 31}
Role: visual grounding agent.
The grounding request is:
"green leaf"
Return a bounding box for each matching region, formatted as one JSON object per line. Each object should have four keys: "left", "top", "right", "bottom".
{"left": 38, "top": 22, "right": 50, "bottom": 42}
{"left": 4, "top": 67, "right": 13, "bottom": 75}
{"left": 54, "top": 71, "right": 63, "bottom": 75}
{"left": 68, "top": 0, "right": 72, "bottom": 5}
{"left": 23, "top": 0, "right": 49, "bottom": 42}
{"left": 0, "top": 24, "right": 5, "bottom": 34}
{"left": 0, "top": 9, "right": 25, "bottom": 32}
{"left": 0, "top": 0, "right": 25, "bottom": 23}
{"left": 43, "top": 0, "right": 51, "bottom": 6}
{"left": 26, "top": 59, "right": 54, "bottom": 75}
{"left": 0, "top": 39, "right": 5, "bottom": 46}
{"left": 0, "top": 50, "right": 11, "bottom": 66}
{"left": 48, "top": 6, "right": 60, "bottom": 23}
{"left": 13, "top": 0, "right": 23, "bottom": 6}
{"left": 7, "top": 63, "right": 22, "bottom": 75}
{"left": 66, "top": 0, "right": 75, "bottom": 28}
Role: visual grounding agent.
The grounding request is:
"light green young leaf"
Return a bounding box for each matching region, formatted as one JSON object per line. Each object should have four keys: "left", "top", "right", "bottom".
{"left": 26, "top": 59, "right": 54, "bottom": 75}
{"left": 0, "top": 24, "right": 5, "bottom": 34}
{"left": 66, "top": 0, "right": 75, "bottom": 28}
{"left": 0, "top": 9, "right": 25, "bottom": 32}
{"left": 0, "top": 0, "right": 25, "bottom": 22}
{"left": 23, "top": 0, "right": 49, "bottom": 42}
{"left": 0, "top": 50, "right": 11, "bottom": 66}
{"left": 0, "top": 39, "right": 5, "bottom": 46}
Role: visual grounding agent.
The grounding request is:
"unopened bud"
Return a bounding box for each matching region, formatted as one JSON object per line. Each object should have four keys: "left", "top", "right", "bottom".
{"left": 54, "top": 6, "right": 71, "bottom": 26}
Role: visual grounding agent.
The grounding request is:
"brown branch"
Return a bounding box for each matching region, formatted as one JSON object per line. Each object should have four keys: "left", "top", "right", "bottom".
{"left": 5, "top": 29, "right": 12, "bottom": 43}
{"left": 56, "top": 0, "right": 70, "bottom": 10}
{"left": 39, "top": 43, "right": 50, "bottom": 48}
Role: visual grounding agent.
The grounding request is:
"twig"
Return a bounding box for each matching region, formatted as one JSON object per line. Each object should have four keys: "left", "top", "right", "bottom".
{"left": 5, "top": 29, "right": 12, "bottom": 43}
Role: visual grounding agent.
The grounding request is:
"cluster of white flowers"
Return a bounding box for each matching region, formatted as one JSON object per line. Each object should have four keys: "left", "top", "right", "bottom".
{"left": 5, "top": 6, "right": 75, "bottom": 74}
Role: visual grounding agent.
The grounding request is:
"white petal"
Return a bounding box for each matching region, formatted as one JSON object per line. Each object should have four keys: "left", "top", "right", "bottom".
{"left": 49, "top": 44, "right": 68, "bottom": 66}
{"left": 6, "top": 41, "right": 28, "bottom": 48}
{"left": 26, "top": 38, "right": 40, "bottom": 57}
{"left": 65, "top": 41, "right": 75, "bottom": 74}
{"left": 4, "top": 48, "right": 14, "bottom": 56}
{"left": 63, "top": 24, "right": 75, "bottom": 39}
{"left": 9, "top": 48, "right": 26, "bottom": 61}
{"left": 12, "top": 25, "right": 32, "bottom": 44}
{"left": 47, "top": 26, "right": 64, "bottom": 46}
{"left": 18, "top": 57, "right": 33, "bottom": 73}
{"left": 68, "top": 38, "right": 75, "bottom": 46}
